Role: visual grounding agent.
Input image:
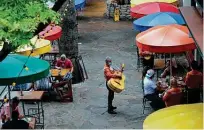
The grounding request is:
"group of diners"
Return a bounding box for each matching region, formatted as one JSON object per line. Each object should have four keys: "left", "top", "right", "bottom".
{"left": 142, "top": 60, "right": 203, "bottom": 111}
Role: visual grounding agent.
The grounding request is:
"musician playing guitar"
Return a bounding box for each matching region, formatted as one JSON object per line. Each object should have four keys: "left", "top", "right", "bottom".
{"left": 104, "top": 57, "right": 124, "bottom": 114}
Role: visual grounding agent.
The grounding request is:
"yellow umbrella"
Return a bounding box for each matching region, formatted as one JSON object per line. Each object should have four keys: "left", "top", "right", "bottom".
{"left": 143, "top": 103, "right": 203, "bottom": 129}
{"left": 16, "top": 36, "right": 51, "bottom": 56}
{"left": 130, "top": 0, "right": 178, "bottom": 7}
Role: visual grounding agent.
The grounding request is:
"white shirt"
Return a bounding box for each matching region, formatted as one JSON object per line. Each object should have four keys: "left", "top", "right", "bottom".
{"left": 143, "top": 77, "right": 157, "bottom": 95}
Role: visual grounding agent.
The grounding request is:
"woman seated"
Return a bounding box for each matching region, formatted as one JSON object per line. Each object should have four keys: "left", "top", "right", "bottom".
{"left": 1, "top": 97, "right": 23, "bottom": 123}
{"left": 160, "top": 59, "right": 177, "bottom": 78}
{"left": 162, "top": 78, "right": 182, "bottom": 107}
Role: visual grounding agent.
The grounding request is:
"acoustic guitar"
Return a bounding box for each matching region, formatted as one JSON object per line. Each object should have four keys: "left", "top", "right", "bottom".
{"left": 108, "top": 71, "right": 126, "bottom": 93}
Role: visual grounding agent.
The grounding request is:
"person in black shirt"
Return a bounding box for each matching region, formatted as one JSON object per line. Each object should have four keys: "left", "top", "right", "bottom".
{"left": 2, "top": 111, "right": 29, "bottom": 129}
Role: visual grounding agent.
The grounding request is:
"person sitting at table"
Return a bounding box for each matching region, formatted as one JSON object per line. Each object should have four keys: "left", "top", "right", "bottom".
{"left": 1, "top": 97, "right": 23, "bottom": 122}
{"left": 144, "top": 69, "right": 165, "bottom": 111}
{"left": 2, "top": 111, "right": 29, "bottom": 129}
{"left": 185, "top": 60, "right": 203, "bottom": 103}
{"left": 160, "top": 59, "right": 177, "bottom": 78}
{"left": 55, "top": 54, "right": 73, "bottom": 72}
{"left": 162, "top": 78, "right": 182, "bottom": 107}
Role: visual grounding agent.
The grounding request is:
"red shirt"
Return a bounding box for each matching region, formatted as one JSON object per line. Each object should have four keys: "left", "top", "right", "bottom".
{"left": 185, "top": 70, "right": 203, "bottom": 89}
{"left": 163, "top": 87, "right": 182, "bottom": 107}
{"left": 104, "top": 64, "right": 117, "bottom": 81}
{"left": 56, "top": 58, "right": 73, "bottom": 69}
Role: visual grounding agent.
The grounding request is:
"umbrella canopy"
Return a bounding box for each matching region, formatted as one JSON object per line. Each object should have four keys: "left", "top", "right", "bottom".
{"left": 143, "top": 103, "right": 203, "bottom": 129}
{"left": 130, "top": 2, "right": 179, "bottom": 19}
{"left": 136, "top": 24, "right": 196, "bottom": 53}
{"left": 133, "top": 12, "right": 185, "bottom": 31}
{"left": 130, "top": 0, "right": 178, "bottom": 7}
{"left": 75, "top": 0, "right": 86, "bottom": 10}
{"left": 39, "top": 24, "right": 62, "bottom": 41}
{"left": 0, "top": 54, "right": 50, "bottom": 85}
{"left": 16, "top": 36, "right": 51, "bottom": 56}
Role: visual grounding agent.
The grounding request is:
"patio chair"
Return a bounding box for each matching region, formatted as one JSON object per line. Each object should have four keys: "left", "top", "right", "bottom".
{"left": 52, "top": 80, "right": 73, "bottom": 102}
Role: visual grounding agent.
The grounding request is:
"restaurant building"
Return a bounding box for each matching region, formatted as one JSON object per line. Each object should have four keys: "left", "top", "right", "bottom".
{"left": 179, "top": 0, "right": 203, "bottom": 66}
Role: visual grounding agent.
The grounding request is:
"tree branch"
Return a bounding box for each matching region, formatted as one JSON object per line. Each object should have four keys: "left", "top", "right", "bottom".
{"left": 34, "top": 0, "right": 67, "bottom": 35}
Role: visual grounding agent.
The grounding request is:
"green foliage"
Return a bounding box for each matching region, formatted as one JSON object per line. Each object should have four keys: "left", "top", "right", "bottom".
{"left": 0, "top": 0, "right": 59, "bottom": 50}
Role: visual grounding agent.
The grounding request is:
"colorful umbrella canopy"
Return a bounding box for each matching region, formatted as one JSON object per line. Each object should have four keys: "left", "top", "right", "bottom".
{"left": 130, "top": 2, "right": 179, "bottom": 19}
{"left": 143, "top": 103, "right": 203, "bottom": 129}
{"left": 16, "top": 36, "right": 51, "bottom": 56}
{"left": 0, "top": 54, "right": 50, "bottom": 85}
{"left": 136, "top": 24, "right": 196, "bottom": 53}
{"left": 39, "top": 24, "right": 62, "bottom": 41}
{"left": 130, "top": 0, "right": 178, "bottom": 7}
{"left": 75, "top": 0, "right": 86, "bottom": 10}
{"left": 133, "top": 12, "right": 185, "bottom": 31}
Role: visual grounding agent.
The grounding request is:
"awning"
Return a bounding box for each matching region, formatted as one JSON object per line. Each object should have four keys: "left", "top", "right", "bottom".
{"left": 179, "top": 6, "right": 203, "bottom": 57}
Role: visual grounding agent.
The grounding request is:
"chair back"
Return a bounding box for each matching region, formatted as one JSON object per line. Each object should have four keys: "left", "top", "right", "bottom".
{"left": 186, "top": 74, "right": 203, "bottom": 89}
{"left": 52, "top": 80, "right": 69, "bottom": 88}
{"left": 165, "top": 92, "right": 183, "bottom": 107}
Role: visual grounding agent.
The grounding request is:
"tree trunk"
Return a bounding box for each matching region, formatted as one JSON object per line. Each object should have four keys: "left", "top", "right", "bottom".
{"left": 58, "top": 0, "right": 78, "bottom": 57}
{"left": 0, "top": 42, "right": 13, "bottom": 62}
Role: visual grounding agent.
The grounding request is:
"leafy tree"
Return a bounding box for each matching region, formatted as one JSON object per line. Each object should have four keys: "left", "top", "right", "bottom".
{"left": 0, "top": 0, "right": 60, "bottom": 61}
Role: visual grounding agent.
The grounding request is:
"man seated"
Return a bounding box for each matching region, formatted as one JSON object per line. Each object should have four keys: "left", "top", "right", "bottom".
{"left": 2, "top": 111, "right": 29, "bottom": 129}
{"left": 185, "top": 60, "right": 203, "bottom": 103}
{"left": 143, "top": 69, "right": 165, "bottom": 111}
{"left": 163, "top": 78, "right": 182, "bottom": 107}
{"left": 55, "top": 54, "right": 74, "bottom": 73}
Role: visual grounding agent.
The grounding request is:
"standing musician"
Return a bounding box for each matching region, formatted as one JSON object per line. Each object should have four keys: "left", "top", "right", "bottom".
{"left": 104, "top": 57, "right": 124, "bottom": 114}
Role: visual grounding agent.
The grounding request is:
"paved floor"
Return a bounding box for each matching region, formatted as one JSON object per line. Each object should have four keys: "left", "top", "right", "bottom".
{"left": 44, "top": 18, "right": 151, "bottom": 129}
{"left": 44, "top": 0, "right": 152, "bottom": 127}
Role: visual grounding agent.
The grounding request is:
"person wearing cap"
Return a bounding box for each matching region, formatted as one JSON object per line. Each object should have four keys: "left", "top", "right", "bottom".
{"left": 143, "top": 69, "right": 165, "bottom": 110}
{"left": 104, "top": 57, "right": 123, "bottom": 114}
{"left": 162, "top": 78, "right": 182, "bottom": 107}
{"left": 55, "top": 54, "right": 74, "bottom": 73}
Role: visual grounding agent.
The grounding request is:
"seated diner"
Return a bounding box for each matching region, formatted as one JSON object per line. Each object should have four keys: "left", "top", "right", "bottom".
{"left": 1, "top": 97, "right": 23, "bottom": 123}
{"left": 162, "top": 78, "right": 182, "bottom": 107}
{"left": 2, "top": 111, "right": 29, "bottom": 129}
{"left": 55, "top": 54, "right": 73, "bottom": 73}
{"left": 160, "top": 59, "right": 177, "bottom": 78}
{"left": 143, "top": 69, "right": 165, "bottom": 111}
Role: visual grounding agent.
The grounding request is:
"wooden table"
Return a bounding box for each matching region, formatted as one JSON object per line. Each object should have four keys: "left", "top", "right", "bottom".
{"left": 50, "top": 69, "right": 70, "bottom": 77}
{"left": 0, "top": 91, "right": 45, "bottom": 129}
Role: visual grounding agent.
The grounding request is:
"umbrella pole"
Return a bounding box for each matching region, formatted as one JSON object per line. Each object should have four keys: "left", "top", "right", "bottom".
{"left": 170, "top": 53, "right": 172, "bottom": 87}
{"left": 8, "top": 85, "right": 12, "bottom": 119}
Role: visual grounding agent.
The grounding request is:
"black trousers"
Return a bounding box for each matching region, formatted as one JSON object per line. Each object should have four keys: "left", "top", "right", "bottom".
{"left": 106, "top": 81, "right": 114, "bottom": 110}
{"left": 145, "top": 93, "right": 165, "bottom": 111}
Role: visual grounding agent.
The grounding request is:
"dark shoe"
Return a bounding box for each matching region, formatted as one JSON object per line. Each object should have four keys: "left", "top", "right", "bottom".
{"left": 108, "top": 110, "right": 117, "bottom": 114}
{"left": 111, "top": 106, "right": 117, "bottom": 110}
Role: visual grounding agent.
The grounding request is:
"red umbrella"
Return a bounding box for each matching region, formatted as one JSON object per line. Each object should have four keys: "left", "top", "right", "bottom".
{"left": 130, "top": 2, "right": 179, "bottom": 19}
{"left": 136, "top": 24, "right": 196, "bottom": 53}
{"left": 136, "top": 24, "right": 196, "bottom": 81}
{"left": 39, "top": 24, "right": 62, "bottom": 41}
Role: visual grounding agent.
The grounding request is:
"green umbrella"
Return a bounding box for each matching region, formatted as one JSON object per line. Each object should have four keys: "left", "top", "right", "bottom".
{"left": 0, "top": 54, "right": 50, "bottom": 85}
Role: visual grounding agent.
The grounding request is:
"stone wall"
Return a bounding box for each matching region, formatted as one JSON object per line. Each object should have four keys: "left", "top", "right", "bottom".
{"left": 106, "top": 1, "right": 132, "bottom": 20}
